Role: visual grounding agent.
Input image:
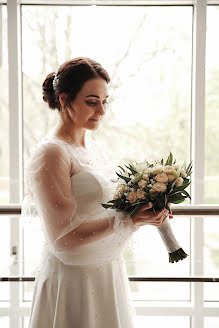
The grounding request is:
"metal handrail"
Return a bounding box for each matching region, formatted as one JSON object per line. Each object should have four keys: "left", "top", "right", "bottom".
{"left": 0, "top": 276, "right": 218, "bottom": 282}
{"left": 0, "top": 204, "right": 219, "bottom": 215}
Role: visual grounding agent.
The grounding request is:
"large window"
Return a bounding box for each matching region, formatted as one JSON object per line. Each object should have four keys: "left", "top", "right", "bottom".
{"left": 1, "top": 1, "right": 219, "bottom": 328}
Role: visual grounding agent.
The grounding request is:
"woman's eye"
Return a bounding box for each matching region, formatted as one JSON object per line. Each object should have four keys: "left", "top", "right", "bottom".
{"left": 86, "top": 101, "right": 96, "bottom": 106}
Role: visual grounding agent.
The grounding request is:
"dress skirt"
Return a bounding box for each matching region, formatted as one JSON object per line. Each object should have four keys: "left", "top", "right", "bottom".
{"left": 28, "top": 245, "right": 136, "bottom": 328}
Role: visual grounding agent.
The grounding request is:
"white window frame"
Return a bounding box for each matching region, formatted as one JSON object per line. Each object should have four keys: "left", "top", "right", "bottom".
{"left": 0, "top": 0, "right": 218, "bottom": 327}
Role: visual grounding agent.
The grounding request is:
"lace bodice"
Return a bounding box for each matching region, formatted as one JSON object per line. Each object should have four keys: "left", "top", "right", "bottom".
{"left": 21, "top": 134, "right": 138, "bottom": 266}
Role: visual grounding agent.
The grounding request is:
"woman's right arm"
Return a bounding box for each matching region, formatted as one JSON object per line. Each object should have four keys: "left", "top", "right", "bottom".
{"left": 26, "top": 141, "right": 169, "bottom": 252}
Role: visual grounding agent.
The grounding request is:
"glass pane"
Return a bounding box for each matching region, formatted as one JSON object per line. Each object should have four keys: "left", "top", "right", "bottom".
{"left": 134, "top": 316, "right": 190, "bottom": 327}
{"left": 204, "top": 216, "right": 219, "bottom": 301}
{"left": 0, "top": 317, "right": 9, "bottom": 328}
{"left": 205, "top": 6, "right": 219, "bottom": 204}
{"left": 0, "top": 215, "right": 10, "bottom": 301}
{"left": 205, "top": 317, "right": 219, "bottom": 328}
{"left": 125, "top": 216, "right": 191, "bottom": 301}
{"left": 0, "top": 5, "right": 9, "bottom": 203}
{"left": 22, "top": 218, "right": 44, "bottom": 301}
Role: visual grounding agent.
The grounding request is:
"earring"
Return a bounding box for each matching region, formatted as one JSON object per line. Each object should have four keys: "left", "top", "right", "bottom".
{"left": 61, "top": 106, "right": 65, "bottom": 112}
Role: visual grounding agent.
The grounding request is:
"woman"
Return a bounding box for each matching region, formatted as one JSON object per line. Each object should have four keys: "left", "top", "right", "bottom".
{"left": 23, "top": 57, "right": 170, "bottom": 328}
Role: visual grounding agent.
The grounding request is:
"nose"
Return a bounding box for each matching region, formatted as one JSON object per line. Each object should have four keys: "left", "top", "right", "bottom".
{"left": 97, "top": 103, "right": 106, "bottom": 115}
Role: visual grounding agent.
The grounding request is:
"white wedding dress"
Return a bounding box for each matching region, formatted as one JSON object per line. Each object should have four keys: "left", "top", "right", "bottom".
{"left": 21, "top": 132, "right": 138, "bottom": 328}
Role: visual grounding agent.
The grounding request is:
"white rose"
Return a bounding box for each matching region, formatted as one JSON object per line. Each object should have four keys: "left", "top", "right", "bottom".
{"left": 143, "top": 173, "right": 149, "bottom": 180}
{"left": 151, "top": 165, "right": 163, "bottom": 175}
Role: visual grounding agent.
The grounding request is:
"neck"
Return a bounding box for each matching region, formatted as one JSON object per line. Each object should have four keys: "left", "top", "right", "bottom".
{"left": 52, "top": 121, "right": 87, "bottom": 148}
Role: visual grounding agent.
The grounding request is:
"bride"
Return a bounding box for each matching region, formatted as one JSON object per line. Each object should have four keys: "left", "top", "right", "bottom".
{"left": 22, "top": 57, "right": 170, "bottom": 328}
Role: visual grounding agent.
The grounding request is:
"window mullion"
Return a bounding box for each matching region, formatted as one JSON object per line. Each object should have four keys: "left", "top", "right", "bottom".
{"left": 191, "top": 1, "right": 207, "bottom": 328}
{"left": 7, "top": 0, "right": 23, "bottom": 327}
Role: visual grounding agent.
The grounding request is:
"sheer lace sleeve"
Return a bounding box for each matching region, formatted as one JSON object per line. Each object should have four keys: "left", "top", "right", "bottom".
{"left": 21, "top": 138, "right": 138, "bottom": 266}
{"left": 25, "top": 141, "right": 85, "bottom": 246}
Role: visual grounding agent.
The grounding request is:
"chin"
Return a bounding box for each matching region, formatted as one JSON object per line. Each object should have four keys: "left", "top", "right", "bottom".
{"left": 85, "top": 121, "right": 100, "bottom": 130}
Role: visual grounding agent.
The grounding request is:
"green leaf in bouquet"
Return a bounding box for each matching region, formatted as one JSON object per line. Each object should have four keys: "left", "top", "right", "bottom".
{"left": 132, "top": 171, "right": 144, "bottom": 183}
{"left": 125, "top": 165, "right": 137, "bottom": 176}
{"left": 185, "top": 161, "right": 193, "bottom": 176}
{"left": 115, "top": 172, "right": 131, "bottom": 183}
{"left": 165, "top": 152, "right": 173, "bottom": 166}
{"left": 168, "top": 193, "right": 186, "bottom": 203}
{"left": 161, "top": 159, "right": 164, "bottom": 165}
{"left": 172, "top": 197, "right": 187, "bottom": 204}
{"left": 171, "top": 181, "right": 191, "bottom": 193}
{"left": 129, "top": 203, "right": 143, "bottom": 218}
{"left": 118, "top": 165, "right": 126, "bottom": 173}
{"left": 165, "top": 203, "right": 171, "bottom": 211}
{"left": 101, "top": 203, "right": 114, "bottom": 209}
{"left": 181, "top": 189, "right": 191, "bottom": 199}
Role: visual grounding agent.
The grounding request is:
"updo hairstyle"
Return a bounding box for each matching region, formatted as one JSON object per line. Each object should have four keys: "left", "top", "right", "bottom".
{"left": 42, "top": 57, "right": 110, "bottom": 111}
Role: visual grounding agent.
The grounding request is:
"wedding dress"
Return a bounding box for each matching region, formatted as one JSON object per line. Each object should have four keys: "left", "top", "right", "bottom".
{"left": 21, "top": 132, "right": 139, "bottom": 328}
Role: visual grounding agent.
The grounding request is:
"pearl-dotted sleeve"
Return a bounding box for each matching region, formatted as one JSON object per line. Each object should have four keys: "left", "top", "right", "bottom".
{"left": 21, "top": 138, "right": 138, "bottom": 266}
{"left": 24, "top": 142, "right": 86, "bottom": 249}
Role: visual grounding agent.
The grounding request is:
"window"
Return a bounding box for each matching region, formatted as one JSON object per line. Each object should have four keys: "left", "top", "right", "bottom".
{"left": 1, "top": 1, "right": 218, "bottom": 328}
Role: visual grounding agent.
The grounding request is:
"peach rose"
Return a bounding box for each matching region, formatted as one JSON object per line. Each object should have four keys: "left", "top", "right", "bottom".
{"left": 180, "top": 170, "right": 187, "bottom": 178}
{"left": 163, "top": 165, "right": 175, "bottom": 175}
{"left": 136, "top": 189, "right": 146, "bottom": 199}
{"left": 138, "top": 179, "right": 147, "bottom": 189}
{"left": 168, "top": 174, "right": 176, "bottom": 182}
{"left": 127, "top": 191, "right": 138, "bottom": 203}
{"left": 175, "top": 177, "right": 184, "bottom": 187}
{"left": 154, "top": 173, "right": 168, "bottom": 183}
{"left": 152, "top": 182, "right": 167, "bottom": 192}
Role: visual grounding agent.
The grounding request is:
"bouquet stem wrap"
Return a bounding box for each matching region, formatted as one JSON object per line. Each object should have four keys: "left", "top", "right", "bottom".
{"left": 157, "top": 216, "right": 188, "bottom": 263}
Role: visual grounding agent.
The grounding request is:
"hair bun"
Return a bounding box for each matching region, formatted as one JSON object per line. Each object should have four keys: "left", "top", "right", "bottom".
{"left": 42, "top": 72, "right": 59, "bottom": 110}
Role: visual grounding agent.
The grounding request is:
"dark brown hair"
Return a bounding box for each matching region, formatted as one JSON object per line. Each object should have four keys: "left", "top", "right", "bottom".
{"left": 42, "top": 57, "right": 110, "bottom": 111}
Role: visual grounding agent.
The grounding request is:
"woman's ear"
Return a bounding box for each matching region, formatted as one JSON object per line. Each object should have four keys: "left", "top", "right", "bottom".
{"left": 58, "top": 92, "right": 67, "bottom": 108}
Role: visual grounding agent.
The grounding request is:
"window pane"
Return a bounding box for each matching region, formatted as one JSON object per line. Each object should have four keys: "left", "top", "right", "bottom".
{"left": 125, "top": 216, "right": 191, "bottom": 301}
{"left": 22, "top": 218, "right": 44, "bottom": 301}
{"left": 205, "top": 317, "right": 219, "bottom": 328}
{"left": 0, "top": 5, "right": 9, "bottom": 203}
{"left": 0, "top": 215, "right": 10, "bottom": 301}
{"left": 0, "top": 317, "right": 9, "bottom": 328}
{"left": 205, "top": 6, "right": 219, "bottom": 204}
{"left": 134, "top": 316, "right": 190, "bottom": 327}
{"left": 204, "top": 216, "right": 219, "bottom": 301}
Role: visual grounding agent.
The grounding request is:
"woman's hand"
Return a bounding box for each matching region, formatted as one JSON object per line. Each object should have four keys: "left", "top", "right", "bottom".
{"left": 131, "top": 202, "right": 171, "bottom": 228}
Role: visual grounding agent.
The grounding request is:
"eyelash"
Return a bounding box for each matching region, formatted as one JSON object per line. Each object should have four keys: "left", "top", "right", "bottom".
{"left": 86, "top": 101, "right": 108, "bottom": 106}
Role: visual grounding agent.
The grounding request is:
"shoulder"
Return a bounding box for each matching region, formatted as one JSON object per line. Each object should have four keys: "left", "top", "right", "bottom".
{"left": 27, "top": 138, "right": 72, "bottom": 170}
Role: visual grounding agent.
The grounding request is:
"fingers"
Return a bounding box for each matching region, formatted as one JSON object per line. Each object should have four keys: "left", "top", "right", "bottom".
{"left": 139, "top": 202, "right": 153, "bottom": 212}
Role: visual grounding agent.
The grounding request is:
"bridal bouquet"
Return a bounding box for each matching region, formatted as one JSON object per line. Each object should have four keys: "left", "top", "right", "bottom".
{"left": 102, "top": 152, "right": 192, "bottom": 263}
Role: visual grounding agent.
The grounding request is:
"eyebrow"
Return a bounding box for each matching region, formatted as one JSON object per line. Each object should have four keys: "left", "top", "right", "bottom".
{"left": 85, "top": 94, "right": 109, "bottom": 98}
